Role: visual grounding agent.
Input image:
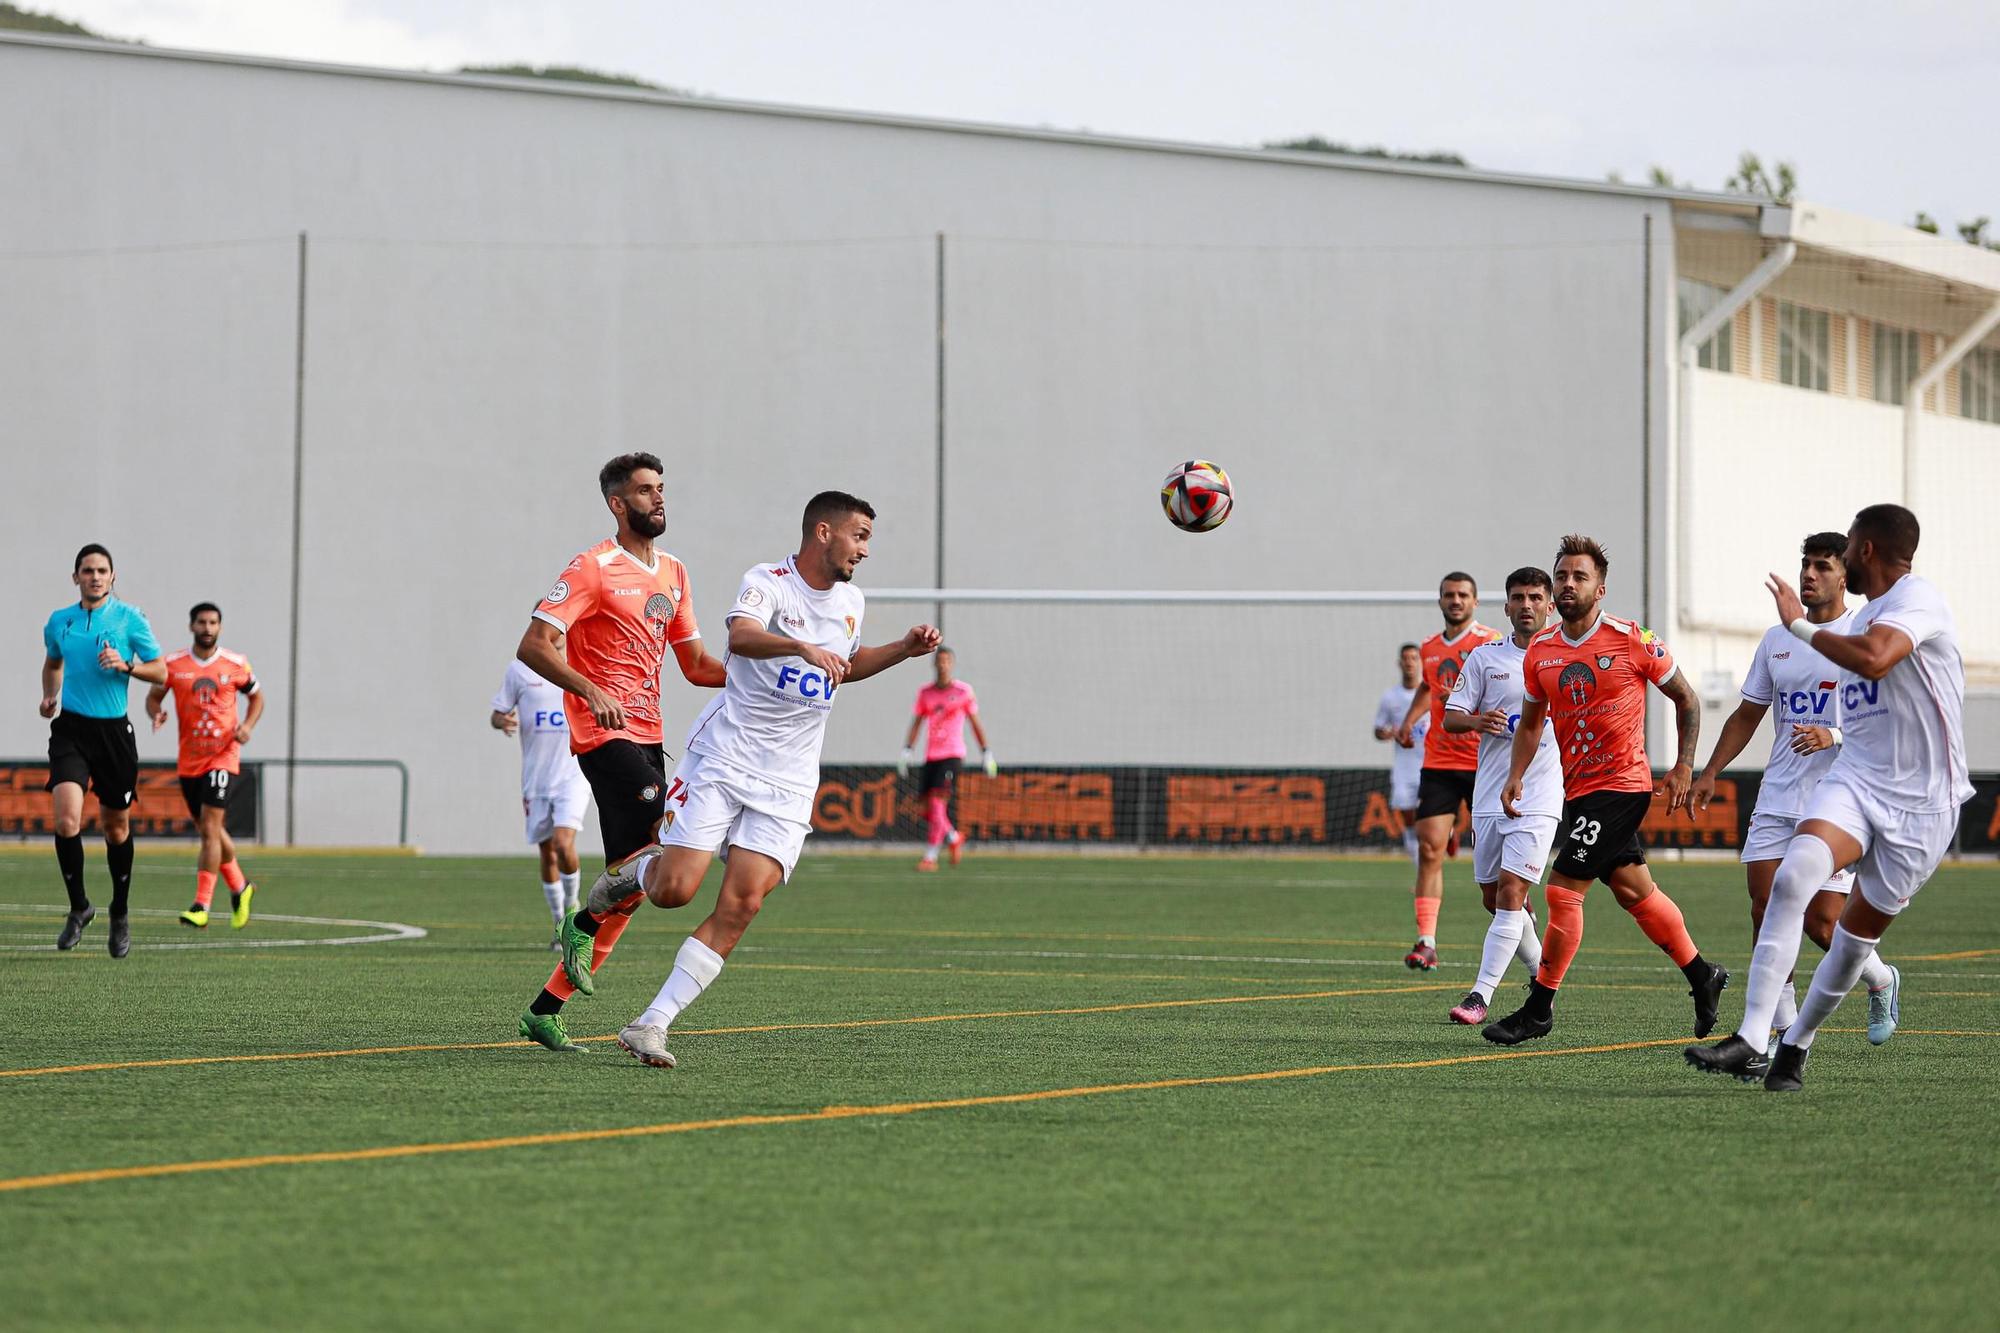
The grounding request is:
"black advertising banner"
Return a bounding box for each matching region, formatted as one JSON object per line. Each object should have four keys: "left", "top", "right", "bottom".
{"left": 0, "top": 761, "right": 260, "bottom": 839}
{"left": 812, "top": 765, "right": 2000, "bottom": 853}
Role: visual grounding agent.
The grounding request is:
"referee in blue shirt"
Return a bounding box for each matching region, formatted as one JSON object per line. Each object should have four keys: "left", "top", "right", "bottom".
{"left": 39, "top": 544, "right": 165, "bottom": 957}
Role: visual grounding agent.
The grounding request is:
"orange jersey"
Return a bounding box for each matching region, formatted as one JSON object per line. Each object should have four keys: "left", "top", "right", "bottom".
{"left": 163, "top": 648, "right": 258, "bottom": 778}
{"left": 1522, "top": 613, "right": 1677, "bottom": 797}
{"left": 1420, "top": 623, "right": 1503, "bottom": 770}
{"left": 533, "top": 539, "right": 700, "bottom": 753}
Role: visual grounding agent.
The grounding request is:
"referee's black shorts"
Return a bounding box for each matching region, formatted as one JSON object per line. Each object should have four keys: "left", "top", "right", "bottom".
{"left": 576, "top": 739, "right": 667, "bottom": 865}
{"left": 47, "top": 713, "right": 139, "bottom": 811}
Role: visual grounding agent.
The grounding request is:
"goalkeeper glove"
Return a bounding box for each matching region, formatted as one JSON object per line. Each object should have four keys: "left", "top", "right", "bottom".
{"left": 896, "top": 748, "right": 913, "bottom": 777}
{"left": 982, "top": 749, "right": 998, "bottom": 778}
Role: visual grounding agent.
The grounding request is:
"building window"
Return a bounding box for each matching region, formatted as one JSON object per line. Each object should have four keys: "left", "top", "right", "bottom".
{"left": 1777, "top": 301, "right": 1830, "bottom": 392}
{"left": 1962, "top": 346, "right": 2000, "bottom": 424}
{"left": 1874, "top": 325, "right": 1921, "bottom": 405}
{"left": 1676, "top": 278, "right": 1734, "bottom": 371}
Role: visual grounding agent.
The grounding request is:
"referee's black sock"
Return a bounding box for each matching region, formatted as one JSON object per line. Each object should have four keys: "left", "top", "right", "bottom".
{"left": 106, "top": 835, "right": 135, "bottom": 916}
{"left": 54, "top": 834, "right": 88, "bottom": 912}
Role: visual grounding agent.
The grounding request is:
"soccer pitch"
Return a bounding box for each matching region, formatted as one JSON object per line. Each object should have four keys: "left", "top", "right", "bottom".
{"left": 5, "top": 850, "right": 1997, "bottom": 1331}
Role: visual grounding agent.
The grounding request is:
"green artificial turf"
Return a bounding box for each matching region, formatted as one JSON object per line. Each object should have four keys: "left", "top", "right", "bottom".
{"left": 3, "top": 848, "right": 1995, "bottom": 1331}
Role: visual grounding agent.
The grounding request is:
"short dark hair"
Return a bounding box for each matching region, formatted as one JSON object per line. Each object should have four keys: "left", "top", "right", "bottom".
{"left": 1801, "top": 532, "right": 1848, "bottom": 563}
{"left": 1851, "top": 504, "right": 1920, "bottom": 564}
{"left": 1439, "top": 571, "right": 1477, "bottom": 595}
{"left": 74, "top": 543, "right": 113, "bottom": 573}
{"left": 598, "top": 452, "right": 663, "bottom": 499}
{"left": 802, "top": 490, "right": 876, "bottom": 540}
{"left": 1398, "top": 642, "right": 1419, "bottom": 656}
{"left": 1554, "top": 534, "right": 1609, "bottom": 577}
{"left": 1505, "top": 566, "right": 1553, "bottom": 594}
{"left": 189, "top": 602, "right": 222, "bottom": 622}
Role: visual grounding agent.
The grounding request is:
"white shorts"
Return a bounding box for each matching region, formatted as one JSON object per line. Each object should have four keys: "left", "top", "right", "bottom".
{"left": 1390, "top": 769, "right": 1421, "bottom": 811}
{"left": 659, "top": 751, "right": 814, "bottom": 882}
{"left": 1740, "top": 808, "right": 1853, "bottom": 894}
{"left": 1471, "top": 813, "right": 1559, "bottom": 887}
{"left": 524, "top": 777, "right": 591, "bottom": 845}
{"left": 1800, "top": 775, "right": 1958, "bottom": 918}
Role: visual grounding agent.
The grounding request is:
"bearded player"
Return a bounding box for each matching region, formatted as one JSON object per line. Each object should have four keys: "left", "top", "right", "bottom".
{"left": 514, "top": 452, "right": 726, "bottom": 1054}
{"left": 145, "top": 603, "right": 262, "bottom": 929}
{"left": 571, "top": 491, "right": 940, "bottom": 1070}
{"left": 1687, "top": 532, "right": 1899, "bottom": 1051}
{"left": 1482, "top": 535, "right": 1728, "bottom": 1046}
{"left": 1687, "top": 504, "right": 1965, "bottom": 1091}
{"left": 1394, "top": 573, "right": 1501, "bottom": 969}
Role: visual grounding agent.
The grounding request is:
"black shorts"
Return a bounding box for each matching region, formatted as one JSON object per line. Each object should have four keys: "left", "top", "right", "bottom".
{"left": 180, "top": 770, "right": 240, "bottom": 818}
{"left": 918, "top": 759, "right": 958, "bottom": 795}
{"left": 1415, "top": 767, "right": 1477, "bottom": 821}
{"left": 576, "top": 739, "right": 667, "bottom": 864}
{"left": 47, "top": 713, "right": 139, "bottom": 811}
{"left": 1550, "top": 790, "right": 1652, "bottom": 883}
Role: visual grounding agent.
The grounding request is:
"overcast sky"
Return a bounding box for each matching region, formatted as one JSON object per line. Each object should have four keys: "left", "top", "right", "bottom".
{"left": 49, "top": 0, "right": 2000, "bottom": 229}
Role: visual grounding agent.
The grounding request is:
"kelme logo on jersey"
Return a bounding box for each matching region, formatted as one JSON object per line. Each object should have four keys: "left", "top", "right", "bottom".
{"left": 1558, "top": 661, "right": 1596, "bottom": 705}
{"left": 775, "top": 663, "right": 839, "bottom": 701}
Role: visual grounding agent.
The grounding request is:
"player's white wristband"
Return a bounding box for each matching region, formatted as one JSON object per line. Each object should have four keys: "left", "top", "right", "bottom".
{"left": 1828, "top": 727, "right": 1843, "bottom": 747}
{"left": 1787, "top": 617, "right": 1817, "bottom": 645}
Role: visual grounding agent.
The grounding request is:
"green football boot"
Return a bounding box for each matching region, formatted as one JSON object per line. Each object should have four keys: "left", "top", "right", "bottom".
{"left": 518, "top": 1010, "right": 589, "bottom": 1053}
{"left": 558, "top": 909, "right": 596, "bottom": 996}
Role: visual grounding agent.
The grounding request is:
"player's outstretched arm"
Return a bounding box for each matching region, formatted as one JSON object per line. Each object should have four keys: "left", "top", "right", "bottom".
{"left": 727, "top": 618, "right": 850, "bottom": 687}
{"left": 1656, "top": 670, "right": 1702, "bottom": 813}
{"left": 1689, "top": 699, "right": 1766, "bottom": 817}
{"left": 671, "top": 638, "right": 727, "bottom": 689}
{"left": 846, "top": 625, "right": 942, "bottom": 684}
{"left": 1767, "top": 573, "right": 1915, "bottom": 680}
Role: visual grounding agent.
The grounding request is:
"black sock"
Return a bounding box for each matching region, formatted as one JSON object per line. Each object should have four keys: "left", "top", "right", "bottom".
{"left": 528, "top": 988, "right": 565, "bottom": 1017}
{"left": 106, "top": 835, "right": 135, "bottom": 916}
{"left": 1680, "top": 955, "right": 1713, "bottom": 987}
{"left": 54, "top": 834, "right": 88, "bottom": 912}
{"left": 1523, "top": 980, "right": 1558, "bottom": 1021}
{"left": 573, "top": 909, "right": 603, "bottom": 938}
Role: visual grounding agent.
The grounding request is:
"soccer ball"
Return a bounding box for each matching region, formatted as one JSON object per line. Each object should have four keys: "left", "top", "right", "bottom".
{"left": 1160, "top": 459, "right": 1233, "bottom": 533}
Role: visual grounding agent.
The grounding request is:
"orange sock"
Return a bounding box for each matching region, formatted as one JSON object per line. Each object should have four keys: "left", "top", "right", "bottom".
{"left": 219, "top": 860, "right": 247, "bottom": 892}
{"left": 1535, "top": 884, "right": 1588, "bottom": 988}
{"left": 1413, "top": 895, "right": 1439, "bottom": 940}
{"left": 1624, "top": 889, "right": 1698, "bottom": 967}
{"left": 194, "top": 869, "right": 217, "bottom": 909}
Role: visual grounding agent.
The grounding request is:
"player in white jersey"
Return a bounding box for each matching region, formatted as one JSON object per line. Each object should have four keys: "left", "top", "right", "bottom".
{"left": 1441, "top": 567, "right": 1560, "bottom": 1025}
{"left": 490, "top": 658, "right": 594, "bottom": 947}
{"left": 1372, "top": 644, "right": 1425, "bottom": 866}
{"left": 577, "top": 491, "right": 941, "bottom": 1069}
{"left": 1688, "top": 533, "right": 1899, "bottom": 1050}
{"left": 1688, "top": 504, "right": 1969, "bottom": 1091}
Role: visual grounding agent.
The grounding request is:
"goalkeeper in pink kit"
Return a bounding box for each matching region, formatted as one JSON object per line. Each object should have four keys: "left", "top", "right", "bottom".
{"left": 900, "top": 647, "right": 996, "bottom": 870}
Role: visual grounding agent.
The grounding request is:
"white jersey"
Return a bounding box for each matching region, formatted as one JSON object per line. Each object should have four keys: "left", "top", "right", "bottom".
{"left": 490, "top": 661, "right": 588, "bottom": 799}
{"left": 1739, "top": 609, "right": 1856, "bottom": 819}
{"left": 1446, "top": 636, "right": 1563, "bottom": 820}
{"left": 1824, "top": 574, "right": 1971, "bottom": 813}
{"left": 684, "top": 554, "right": 866, "bottom": 807}
{"left": 1372, "top": 683, "right": 1425, "bottom": 789}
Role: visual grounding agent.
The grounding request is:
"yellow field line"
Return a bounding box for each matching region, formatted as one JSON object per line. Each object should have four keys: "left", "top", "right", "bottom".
{"left": 0, "top": 1036, "right": 1703, "bottom": 1195}
{"left": 1899, "top": 948, "right": 2000, "bottom": 962}
{"left": 0, "top": 982, "right": 1462, "bottom": 1081}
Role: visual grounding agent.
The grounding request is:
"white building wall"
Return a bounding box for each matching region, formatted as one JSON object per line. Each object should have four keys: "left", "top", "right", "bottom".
{"left": 4, "top": 39, "right": 1671, "bottom": 851}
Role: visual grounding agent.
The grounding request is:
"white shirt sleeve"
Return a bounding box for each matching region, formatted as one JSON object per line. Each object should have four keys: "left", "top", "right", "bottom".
{"left": 1740, "top": 632, "right": 1775, "bottom": 705}
{"left": 1372, "top": 690, "right": 1398, "bottom": 732}
{"left": 491, "top": 661, "right": 526, "bottom": 713}
{"left": 724, "top": 565, "right": 784, "bottom": 629}
{"left": 1872, "top": 578, "right": 1949, "bottom": 650}
{"left": 1444, "top": 650, "right": 1484, "bottom": 714}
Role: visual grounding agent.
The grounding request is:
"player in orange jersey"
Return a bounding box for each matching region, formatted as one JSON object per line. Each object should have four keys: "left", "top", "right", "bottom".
{"left": 145, "top": 603, "right": 263, "bottom": 929}
{"left": 1393, "top": 572, "right": 1502, "bottom": 969}
{"left": 515, "top": 452, "right": 727, "bottom": 1053}
{"left": 1482, "top": 535, "right": 1728, "bottom": 1045}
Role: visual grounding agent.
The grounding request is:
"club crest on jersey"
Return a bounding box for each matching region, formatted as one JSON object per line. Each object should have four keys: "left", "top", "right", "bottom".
{"left": 644, "top": 593, "right": 673, "bottom": 623}
{"left": 190, "top": 677, "right": 220, "bottom": 701}
{"left": 1436, "top": 659, "right": 1462, "bottom": 689}
{"left": 1597, "top": 655, "right": 1613, "bottom": 670}
{"left": 739, "top": 587, "right": 766, "bottom": 608}
{"left": 544, "top": 579, "right": 571, "bottom": 605}
{"left": 1558, "top": 661, "right": 1597, "bottom": 705}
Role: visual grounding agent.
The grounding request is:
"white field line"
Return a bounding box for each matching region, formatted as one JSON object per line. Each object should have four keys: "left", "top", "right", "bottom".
{"left": 0, "top": 903, "right": 425, "bottom": 951}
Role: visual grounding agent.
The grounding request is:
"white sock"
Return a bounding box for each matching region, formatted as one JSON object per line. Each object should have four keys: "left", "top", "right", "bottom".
{"left": 1772, "top": 980, "right": 1799, "bottom": 1033}
{"left": 1789, "top": 923, "right": 1880, "bottom": 1050}
{"left": 921, "top": 850, "right": 939, "bottom": 863}
{"left": 1417, "top": 933, "right": 1435, "bottom": 948}
{"left": 560, "top": 870, "right": 581, "bottom": 912}
{"left": 1735, "top": 835, "right": 1833, "bottom": 1043}
{"left": 1858, "top": 947, "right": 1894, "bottom": 992}
{"left": 541, "top": 880, "right": 564, "bottom": 928}
{"left": 1472, "top": 908, "right": 1528, "bottom": 1003}
{"left": 635, "top": 936, "right": 726, "bottom": 1032}
{"left": 1513, "top": 908, "right": 1542, "bottom": 975}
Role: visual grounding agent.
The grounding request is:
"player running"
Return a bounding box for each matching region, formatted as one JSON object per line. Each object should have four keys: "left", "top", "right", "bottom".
{"left": 1441, "top": 568, "right": 1558, "bottom": 1026}
{"left": 577, "top": 491, "right": 940, "bottom": 1070}
{"left": 490, "top": 657, "right": 593, "bottom": 948}
{"left": 40, "top": 544, "right": 165, "bottom": 958}
{"left": 1394, "top": 573, "right": 1501, "bottom": 969}
{"left": 1687, "top": 504, "right": 1965, "bottom": 1091}
{"left": 1687, "top": 532, "right": 1899, "bottom": 1051}
{"left": 898, "top": 646, "right": 996, "bottom": 871}
{"left": 1482, "top": 535, "right": 1728, "bottom": 1046}
{"left": 514, "top": 452, "right": 726, "bottom": 1054}
{"left": 145, "top": 603, "right": 262, "bottom": 929}
{"left": 1371, "top": 643, "right": 1426, "bottom": 867}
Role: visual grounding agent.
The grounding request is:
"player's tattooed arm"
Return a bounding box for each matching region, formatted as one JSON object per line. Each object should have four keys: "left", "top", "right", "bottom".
{"left": 1657, "top": 670, "right": 1701, "bottom": 813}
{"left": 1689, "top": 698, "right": 1766, "bottom": 817}
{"left": 846, "top": 625, "right": 942, "bottom": 684}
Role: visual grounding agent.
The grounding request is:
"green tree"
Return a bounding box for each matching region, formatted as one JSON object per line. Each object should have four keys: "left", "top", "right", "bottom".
{"left": 0, "top": 3, "right": 112, "bottom": 37}
{"left": 1265, "top": 136, "right": 1467, "bottom": 168}
{"left": 458, "top": 63, "right": 675, "bottom": 92}
{"left": 1723, "top": 151, "right": 1797, "bottom": 203}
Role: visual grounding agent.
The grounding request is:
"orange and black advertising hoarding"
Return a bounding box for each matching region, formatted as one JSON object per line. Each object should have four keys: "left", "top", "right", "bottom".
{"left": 812, "top": 765, "right": 2000, "bottom": 853}
{"left": 0, "top": 761, "right": 260, "bottom": 839}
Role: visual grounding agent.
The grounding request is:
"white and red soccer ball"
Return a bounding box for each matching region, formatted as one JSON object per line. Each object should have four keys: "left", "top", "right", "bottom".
{"left": 1160, "top": 459, "right": 1234, "bottom": 533}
